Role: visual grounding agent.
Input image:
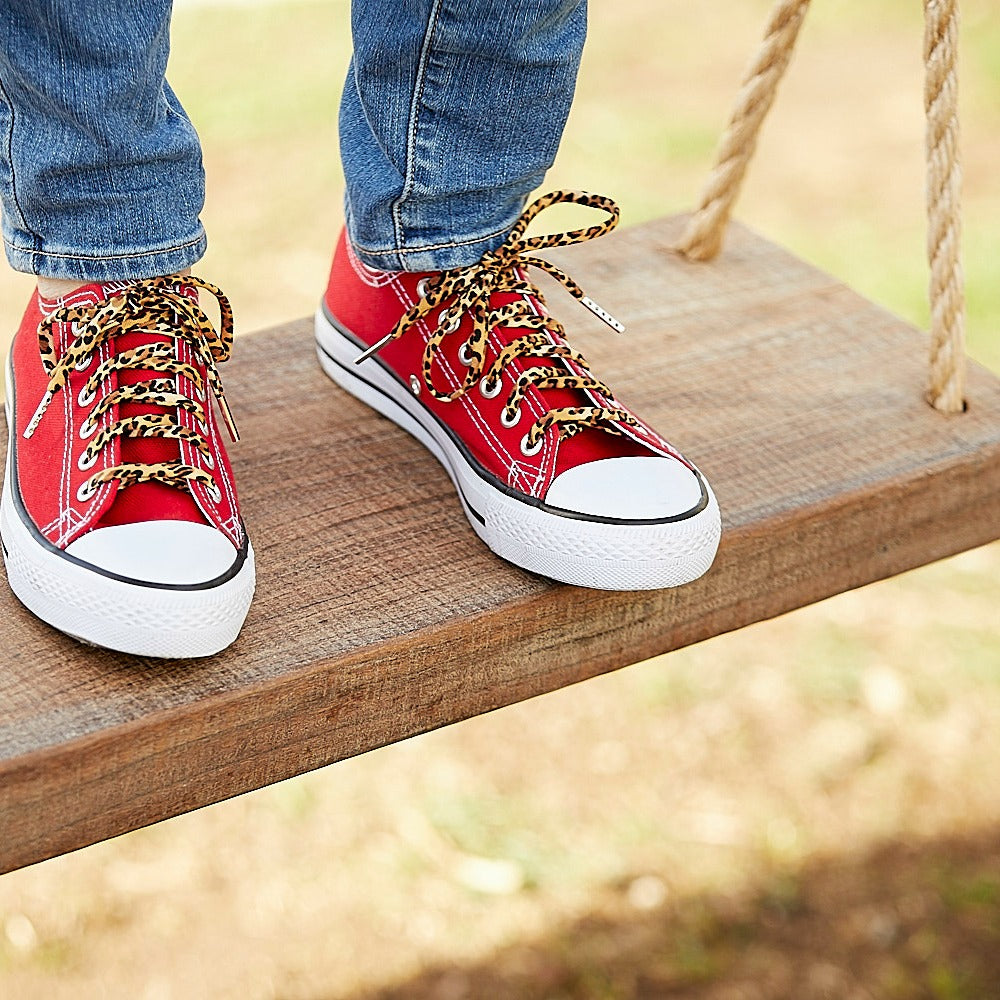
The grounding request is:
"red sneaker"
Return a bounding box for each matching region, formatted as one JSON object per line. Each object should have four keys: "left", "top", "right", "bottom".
{"left": 315, "top": 191, "right": 720, "bottom": 590}
{"left": 2, "top": 276, "right": 255, "bottom": 657}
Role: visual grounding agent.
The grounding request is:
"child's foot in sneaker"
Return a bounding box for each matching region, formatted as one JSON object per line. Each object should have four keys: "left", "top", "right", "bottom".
{"left": 315, "top": 190, "right": 720, "bottom": 591}
{"left": 2, "top": 275, "right": 255, "bottom": 657}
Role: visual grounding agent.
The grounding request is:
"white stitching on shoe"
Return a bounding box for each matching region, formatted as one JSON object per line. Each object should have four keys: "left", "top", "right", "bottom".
{"left": 346, "top": 238, "right": 396, "bottom": 289}
{"left": 177, "top": 338, "right": 241, "bottom": 548}
{"left": 60, "top": 335, "right": 116, "bottom": 548}
{"left": 387, "top": 274, "right": 521, "bottom": 482}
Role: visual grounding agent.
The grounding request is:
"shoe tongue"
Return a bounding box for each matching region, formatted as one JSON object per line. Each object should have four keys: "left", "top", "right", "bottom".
{"left": 60, "top": 279, "right": 208, "bottom": 530}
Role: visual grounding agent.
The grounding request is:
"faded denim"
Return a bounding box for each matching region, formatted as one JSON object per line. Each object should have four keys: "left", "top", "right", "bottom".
{"left": 0, "top": 0, "right": 586, "bottom": 280}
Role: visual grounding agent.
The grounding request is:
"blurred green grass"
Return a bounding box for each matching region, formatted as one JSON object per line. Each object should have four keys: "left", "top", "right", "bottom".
{"left": 1, "top": 2, "right": 998, "bottom": 998}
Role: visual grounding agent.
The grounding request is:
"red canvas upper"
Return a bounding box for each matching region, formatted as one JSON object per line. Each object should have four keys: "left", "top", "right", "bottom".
{"left": 323, "top": 231, "right": 691, "bottom": 503}
{"left": 9, "top": 283, "right": 243, "bottom": 551}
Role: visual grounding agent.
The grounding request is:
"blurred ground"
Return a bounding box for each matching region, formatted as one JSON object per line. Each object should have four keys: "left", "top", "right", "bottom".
{"left": 1, "top": 1, "right": 998, "bottom": 998}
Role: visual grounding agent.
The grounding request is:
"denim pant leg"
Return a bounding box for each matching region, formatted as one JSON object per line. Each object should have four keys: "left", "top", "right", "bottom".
{"left": 0, "top": 2, "right": 206, "bottom": 281}
{"left": 342, "top": 0, "right": 587, "bottom": 272}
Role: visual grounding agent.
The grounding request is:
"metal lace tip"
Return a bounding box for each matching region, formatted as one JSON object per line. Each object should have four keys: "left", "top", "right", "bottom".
{"left": 354, "top": 332, "right": 393, "bottom": 365}
{"left": 23, "top": 391, "right": 54, "bottom": 439}
{"left": 218, "top": 396, "right": 240, "bottom": 443}
{"left": 581, "top": 296, "right": 625, "bottom": 334}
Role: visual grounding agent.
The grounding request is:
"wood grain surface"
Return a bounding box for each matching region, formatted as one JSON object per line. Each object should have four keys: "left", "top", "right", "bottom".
{"left": 3, "top": 215, "right": 1000, "bottom": 874}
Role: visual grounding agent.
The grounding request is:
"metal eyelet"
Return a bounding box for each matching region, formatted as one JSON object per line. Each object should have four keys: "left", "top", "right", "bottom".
{"left": 194, "top": 385, "right": 206, "bottom": 402}
{"left": 77, "top": 448, "right": 98, "bottom": 471}
{"left": 77, "top": 383, "right": 96, "bottom": 407}
{"left": 409, "top": 374, "right": 422, "bottom": 397}
{"left": 197, "top": 419, "right": 210, "bottom": 436}
{"left": 78, "top": 416, "right": 98, "bottom": 439}
{"left": 73, "top": 356, "right": 91, "bottom": 373}
{"left": 76, "top": 479, "right": 98, "bottom": 502}
{"left": 206, "top": 481, "right": 222, "bottom": 503}
{"left": 203, "top": 450, "right": 216, "bottom": 470}
{"left": 416, "top": 277, "right": 431, "bottom": 298}
{"left": 479, "top": 376, "right": 502, "bottom": 399}
{"left": 458, "top": 341, "right": 475, "bottom": 366}
{"left": 438, "top": 310, "right": 461, "bottom": 335}
{"left": 520, "top": 433, "right": 544, "bottom": 457}
{"left": 500, "top": 406, "right": 521, "bottom": 429}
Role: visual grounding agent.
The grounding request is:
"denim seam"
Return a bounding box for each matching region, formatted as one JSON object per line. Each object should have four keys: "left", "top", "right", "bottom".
{"left": 353, "top": 222, "right": 512, "bottom": 258}
{"left": 3, "top": 231, "right": 205, "bottom": 262}
{"left": 390, "top": 0, "right": 444, "bottom": 251}
{"left": 0, "top": 72, "right": 38, "bottom": 242}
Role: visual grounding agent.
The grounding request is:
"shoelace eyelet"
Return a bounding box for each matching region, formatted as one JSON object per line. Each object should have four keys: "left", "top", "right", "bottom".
{"left": 438, "top": 310, "right": 461, "bottom": 335}
{"left": 77, "top": 448, "right": 98, "bottom": 472}
{"left": 520, "top": 432, "right": 543, "bottom": 457}
{"left": 500, "top": 406, "right": 521, "bottom": 429}
{"left": 206, "top": 481, "right": 222, "bottom": 503}
{"left": 458, "top": 341, "right": 475, "bottom": 366}
{"left": 77, "top": 384, "right": 96, "bottom": 407}
{"left": 76, "top": 479, "right": 97, "bottom": 502}
{"left": 479, "top": 376, "right": 502, "bottom": 399}
{"left": 203, "top": 451, "right": 216, "bottom": 470}
{"left": 78, "top": 416, "right": 99, "bottom": 440}
{"left": 416, "top": 277, "right": 431, "bottom": 298}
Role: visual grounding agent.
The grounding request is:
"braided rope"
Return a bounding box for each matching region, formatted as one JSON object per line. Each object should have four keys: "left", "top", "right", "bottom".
{"left": 925, "top": 0, "right": 966, "bottom": 412}
{"left": 675, "top": 0, "right": 811, "bottom": 261}
{"left": 677, "top": 0, "right": 966, "bottom": 413}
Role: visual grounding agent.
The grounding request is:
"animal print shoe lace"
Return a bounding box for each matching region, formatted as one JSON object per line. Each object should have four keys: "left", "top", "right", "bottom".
{"left": 315, "top": 190, "right": 720, "bottom": 590}
{"left": 2, "top": 276, "right": 255, "bottom": 657}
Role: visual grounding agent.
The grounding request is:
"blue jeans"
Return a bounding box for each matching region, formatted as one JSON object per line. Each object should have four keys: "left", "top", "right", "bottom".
{"left": 0, "top": 0, "right": 586, "bottom": 280}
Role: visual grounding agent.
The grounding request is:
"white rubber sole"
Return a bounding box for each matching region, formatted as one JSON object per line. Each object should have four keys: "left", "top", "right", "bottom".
{"left": 2, "top": 380, "right": 256, "bottom": 659}
{"left": 315, "top": 308, "right": 721, "bottom": 591}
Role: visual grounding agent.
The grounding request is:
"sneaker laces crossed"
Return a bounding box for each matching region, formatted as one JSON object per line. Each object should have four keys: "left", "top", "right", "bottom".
{"left": 24, "top": 275, "right": 239, "bottom": 502}
{"left": 356, "top": 190, "right": 640, "bottom": 455}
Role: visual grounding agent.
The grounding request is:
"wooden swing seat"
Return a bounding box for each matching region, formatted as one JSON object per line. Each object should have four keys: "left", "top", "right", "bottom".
{"left": 2, "top": 214, "right": 999, "bottom": 874}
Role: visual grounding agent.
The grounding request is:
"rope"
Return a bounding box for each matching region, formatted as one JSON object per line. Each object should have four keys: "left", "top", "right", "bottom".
{"left": 675, "top": 0, "right": 811, "bottom": 261}
{"left": 925, "top": 0, "right": 966, "bottom": 412}
{"left": 677, "top": 0, "right": 967, "bottom": 413}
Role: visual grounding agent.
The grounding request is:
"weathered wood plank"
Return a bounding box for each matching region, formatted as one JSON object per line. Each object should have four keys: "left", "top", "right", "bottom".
{"left": 3, "top": 215, "right": 1000, "bottom": 874}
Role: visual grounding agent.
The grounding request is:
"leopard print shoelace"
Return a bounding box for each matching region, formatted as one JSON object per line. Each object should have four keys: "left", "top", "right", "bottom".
{"left": 24, "top": 275, "right": 238, "bottom": 501}
{"left": 356, "top": 190, "right": 640, "bottom": 454}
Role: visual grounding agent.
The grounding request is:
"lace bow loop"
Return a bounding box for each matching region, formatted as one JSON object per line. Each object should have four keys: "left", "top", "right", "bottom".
{"left": 354, "top": 191, "right": 625, "bottom": 399}
{"left": 353, "top": 190, "right": 636, "bottom": 446}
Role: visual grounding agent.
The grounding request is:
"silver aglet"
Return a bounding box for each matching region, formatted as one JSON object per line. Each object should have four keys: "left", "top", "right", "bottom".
{"left": 23, "top": 391, "right": 54, "bottom": 439}
{"left": 354, "top": 332, "right": 393, "bottom": 365}
{"left": 581, "top": 296, "right": 625, "bottom": 334}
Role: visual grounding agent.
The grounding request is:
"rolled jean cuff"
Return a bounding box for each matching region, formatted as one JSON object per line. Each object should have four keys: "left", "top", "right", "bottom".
{"left": 348, "top": 224, "right": 512, "bottom": 273}
{"left": 345, "top": 190, "right": 517, "bottom": 272}
{"left": 2, "top": 228, "right": 208, "bottom": 282}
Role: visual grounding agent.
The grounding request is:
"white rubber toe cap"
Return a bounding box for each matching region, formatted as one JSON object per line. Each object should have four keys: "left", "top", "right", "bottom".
{"left": 65, "top": 520, "right": 241, "bottom": 586}
{"left": 544, "top": 455, "right": 705, "bottom": 520}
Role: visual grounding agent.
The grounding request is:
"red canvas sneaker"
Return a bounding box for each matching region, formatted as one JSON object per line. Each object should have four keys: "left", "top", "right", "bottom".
{"left": 315, "top": 191, "right": 721, "bottom": 590}
{"left": 1, "top": 276, "right": 255, "bottom": 657}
